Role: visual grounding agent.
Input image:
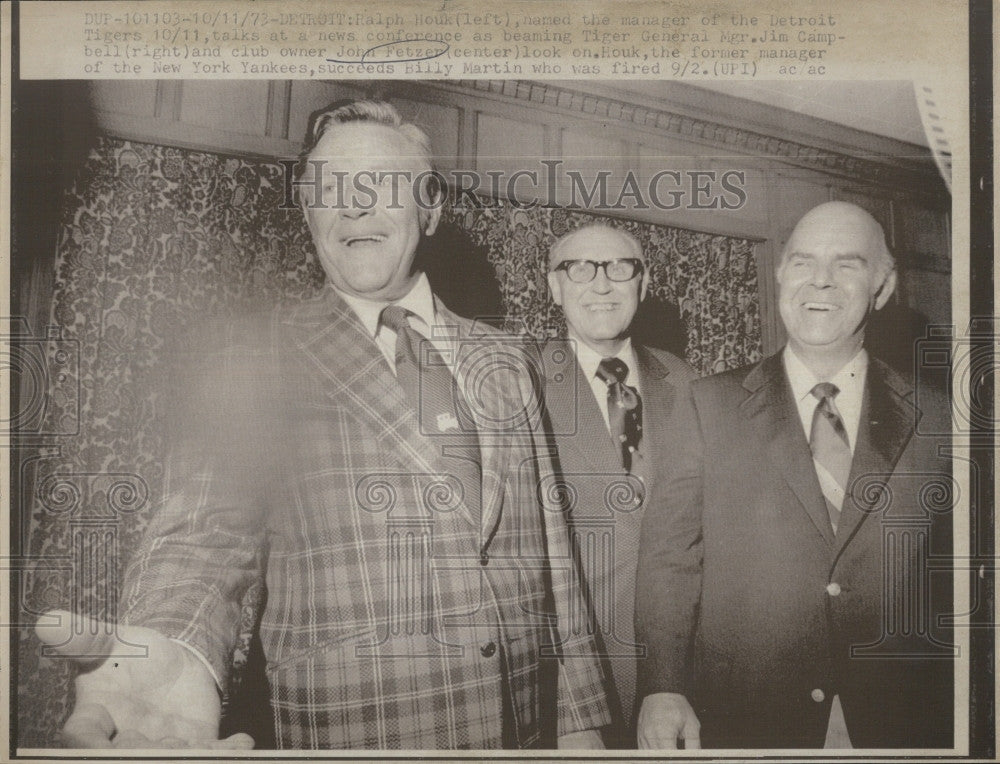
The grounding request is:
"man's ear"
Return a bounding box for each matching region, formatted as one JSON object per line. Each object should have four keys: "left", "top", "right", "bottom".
{"left": 873, "top": 268, "right": 897, "bottom": 310}
{"left": 547, "top": 271, "right": 563, "bottom": 306}
{"left": 422, "top": 199, "right": 442, "bottom": 236}
{"left": 299, "top": 188, "right": 316, "bottom": 235}
{"left": 639, "top": 266, "right": 650, "bottom": 302}
{"left": 419, "top": 174, "right": 444, "bottom": 236}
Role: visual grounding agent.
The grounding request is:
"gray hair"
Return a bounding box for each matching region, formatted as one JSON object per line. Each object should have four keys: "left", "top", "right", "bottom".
{"left": 296, "top": 99, "right": 441, "bottom": 224}
{"left": 300, "top": 99, "right": 434, "bottom": 168}
{"left": 549, "top": 223, "right": 643, "bottom": 268}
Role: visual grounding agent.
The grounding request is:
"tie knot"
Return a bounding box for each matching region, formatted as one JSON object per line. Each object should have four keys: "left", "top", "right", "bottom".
{"left": 380, "top": 305, "right": 413, "bottom": 333}
{"left": 811, "top": 381, "right": 840, "bottom": 401}
{"left": 597, "top": 357, "right": 629, "bottom": 385}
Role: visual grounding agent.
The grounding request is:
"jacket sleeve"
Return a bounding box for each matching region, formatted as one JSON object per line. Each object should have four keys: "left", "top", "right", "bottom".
{"left": 538, "top": 446, "right": 614, "bottom": 735}
{"left": 634, "top": 380, "right": 705, "bottom": 699}
{"left": 119, "top": 322, "right": 279, "bottom": 690}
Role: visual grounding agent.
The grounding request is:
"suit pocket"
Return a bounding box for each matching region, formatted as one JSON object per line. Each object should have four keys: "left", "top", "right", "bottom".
{"left": 264, "top": 626, "right": 373, "bottom": 673}
{"left": 260, "top": 547, "right": 379, "bottom": 671}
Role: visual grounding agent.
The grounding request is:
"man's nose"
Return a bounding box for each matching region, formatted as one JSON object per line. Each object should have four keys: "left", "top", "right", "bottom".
{"left": 341, "top": 203, "right": 373, "bottom": 220}
{"left": 810, "top": 261, "right": 835, "bottom": 287}
{"left": 590, "top": 268, "right": 614, "bottom": 293}
{"left": 341, "top": 189, "right": 377, "bottom": 219}
{"left": 340, "top": 179, "right": 387, "bottom": 218}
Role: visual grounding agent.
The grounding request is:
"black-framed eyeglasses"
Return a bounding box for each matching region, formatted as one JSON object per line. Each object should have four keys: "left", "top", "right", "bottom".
{"left": 551, "top": 258, "right": 644, "bottom": 283}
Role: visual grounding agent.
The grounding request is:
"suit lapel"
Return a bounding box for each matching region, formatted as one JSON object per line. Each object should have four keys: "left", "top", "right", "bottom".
{"left": 741, "top": 354, "right": 836, "bottom": 546}
{"left": 543, "top": 341, "right": 622, "bottom": 475}
{"left": 284, "top": 288, "right": 480, "bottom": 530}
{"left": 834, "top": 360, "right": 918, "bottom": 556}
{"left": 437, "top": 303, "right": 511, "bottom": 548}
{"left": 634, "top": 345, "right": 675, "bottom": 488}
{"left": 542, "top": 343, "right": 677, "bottom": 487}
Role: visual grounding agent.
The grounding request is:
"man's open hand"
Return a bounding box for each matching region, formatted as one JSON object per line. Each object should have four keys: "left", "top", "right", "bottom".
{"left": 35, "top": 610, "right": 254, "bottom": 750}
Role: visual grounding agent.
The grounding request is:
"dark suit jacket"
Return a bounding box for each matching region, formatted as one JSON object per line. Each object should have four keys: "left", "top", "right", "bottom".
{"left": 541, "top": 340, "right": 695, "bottom": 746}
{"left": 121, "top": 287, "right": 610, "bottom": 749}
{"left": 635, "top": 350, "right": 954, "bottom": 749}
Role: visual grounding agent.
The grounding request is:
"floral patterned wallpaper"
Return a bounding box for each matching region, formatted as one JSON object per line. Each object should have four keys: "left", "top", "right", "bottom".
{"left": 16, "top": 137, "right": 760, "bottom": 747}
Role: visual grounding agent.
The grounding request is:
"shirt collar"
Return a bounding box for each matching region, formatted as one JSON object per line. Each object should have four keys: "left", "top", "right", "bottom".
{"left": 570, "top": 331, "right": 637, "bottom": 385}
{"left": 783, "top": 344, "right": 869, "bottom": 403}
{"left": 333, "top": 273, "right": 437, "bottom": 339}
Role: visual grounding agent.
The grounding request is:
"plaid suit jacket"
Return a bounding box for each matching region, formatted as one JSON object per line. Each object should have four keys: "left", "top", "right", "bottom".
{"left": 121, "top": 286, "right": 610, "bottom": 749}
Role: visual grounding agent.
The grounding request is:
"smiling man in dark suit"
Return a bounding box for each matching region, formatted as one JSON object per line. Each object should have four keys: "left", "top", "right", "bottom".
{"left": 542, "top": 224, "right": 695, "bottom": 747}
{"left": 635, "top": 201, "right": 954, "bottom": 750}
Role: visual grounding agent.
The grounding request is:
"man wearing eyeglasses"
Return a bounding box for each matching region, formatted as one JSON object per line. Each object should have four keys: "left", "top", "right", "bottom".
{"left": 542, "top": 223, "right": 695, "bottom": 747}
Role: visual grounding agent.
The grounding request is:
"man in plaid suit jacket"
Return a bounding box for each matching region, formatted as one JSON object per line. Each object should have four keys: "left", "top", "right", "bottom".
{"left": 38, "top": 100, "right": 610, "bottom": 750}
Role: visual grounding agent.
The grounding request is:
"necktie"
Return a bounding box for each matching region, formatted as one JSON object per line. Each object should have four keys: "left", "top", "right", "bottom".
{"left": 379, "top": 305, "right": 481, "bottom": 511}
{"left": 596, "top": 357, "right": 643, "bottom": 472}
{"left": 809, "top": 382, "right": 852, "bottom": 534}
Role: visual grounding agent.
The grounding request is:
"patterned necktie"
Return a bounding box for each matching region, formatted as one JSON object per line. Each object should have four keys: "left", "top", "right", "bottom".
{"left": 596, "top": 357, "right": 643, "bottom": 472}
{"left": 379, "top": 305, "right": 481, "bottom": 509}
{"left": 809, "top": 382, "right": 852, "bottom": 534}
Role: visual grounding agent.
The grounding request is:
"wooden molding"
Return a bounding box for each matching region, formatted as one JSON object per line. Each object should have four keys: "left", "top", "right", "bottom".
{"left": 421, "top": 79, "right": 947, "bottom": 202}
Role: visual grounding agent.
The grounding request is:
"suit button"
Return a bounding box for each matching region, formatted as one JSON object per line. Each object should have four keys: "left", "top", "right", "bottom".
{"left": 826, "top": 582, "right": 842, "bottom": 597}
{"left": 480, "top": 641, "right": 496, "bottom": 658}
{"left": 479, "top": 551, "right": 489, "bottom": 566}
{"left": 811, "top": 688, "right": 826, "bottom": 703}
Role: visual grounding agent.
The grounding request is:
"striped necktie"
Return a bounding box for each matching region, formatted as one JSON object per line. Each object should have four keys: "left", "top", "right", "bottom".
{"left": 809, "top": 382, "right": 852, "bottom": 534}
